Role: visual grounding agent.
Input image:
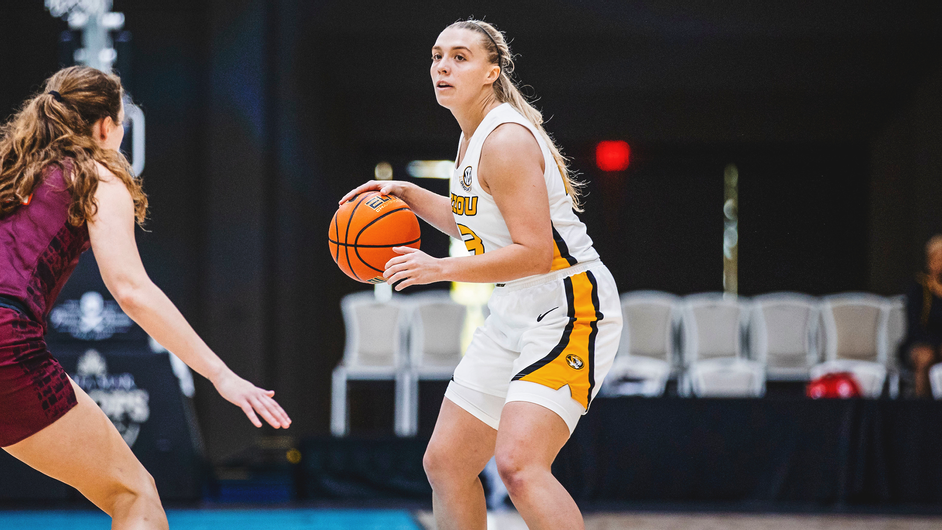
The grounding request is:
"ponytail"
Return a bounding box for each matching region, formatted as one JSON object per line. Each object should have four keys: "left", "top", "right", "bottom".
{"left": 0, "top": 66, "right": 147, "bottom": 225}
{"left": 451, "top": 19, "right": 585, "bottom": 211}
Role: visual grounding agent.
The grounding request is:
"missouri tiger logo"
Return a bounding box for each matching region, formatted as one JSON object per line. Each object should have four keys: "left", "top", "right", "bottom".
{"left": 461, "top": 166, "right": 473, "bottom": 192}
{"left": 566, "top": 354, "right": 585, "bottom": 370}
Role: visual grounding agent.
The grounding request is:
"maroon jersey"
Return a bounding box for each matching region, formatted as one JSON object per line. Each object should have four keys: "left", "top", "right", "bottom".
{"left": 0, "top": 161, "right": 91, "bottom": 326}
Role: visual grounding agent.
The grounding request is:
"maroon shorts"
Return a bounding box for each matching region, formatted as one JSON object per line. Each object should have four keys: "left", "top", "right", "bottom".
{"left": 0, "top": 308, "right": 77, "bottom": 447}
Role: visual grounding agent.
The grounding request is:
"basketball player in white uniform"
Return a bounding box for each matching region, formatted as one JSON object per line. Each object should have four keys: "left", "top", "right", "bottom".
{"left": 340, "top": 19, "right": 621, "bottom": 530}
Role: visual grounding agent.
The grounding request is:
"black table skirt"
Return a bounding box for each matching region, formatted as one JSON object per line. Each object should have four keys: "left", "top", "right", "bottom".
{"left": 554, "top": 397, "right": 942, "bottom": 505}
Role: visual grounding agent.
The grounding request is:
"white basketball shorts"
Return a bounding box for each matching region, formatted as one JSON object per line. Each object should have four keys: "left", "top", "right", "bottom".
{"left": 444, "top": 260, "right": 622, "bottom": 434}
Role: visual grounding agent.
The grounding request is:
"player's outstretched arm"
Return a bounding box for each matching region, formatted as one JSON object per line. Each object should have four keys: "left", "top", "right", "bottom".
{"left": 340, "top": 180, "right": 459, "bottom": 239}
{"left": 87, "top": 162, "right": 291, "bottom": 429}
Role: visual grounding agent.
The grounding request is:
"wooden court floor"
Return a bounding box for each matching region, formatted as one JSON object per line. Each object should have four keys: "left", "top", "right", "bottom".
{"left": 417, "top": 511, "right": 942, "bottom": 530}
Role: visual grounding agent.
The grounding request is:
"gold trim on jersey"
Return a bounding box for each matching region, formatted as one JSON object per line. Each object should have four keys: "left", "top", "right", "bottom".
{"left": 551, "top": 225, "right": 579, "bottom": 271}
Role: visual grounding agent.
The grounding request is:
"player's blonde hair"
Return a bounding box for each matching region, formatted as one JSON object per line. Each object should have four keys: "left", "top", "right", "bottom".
{"left": 449, "top": 19, "right": 585, "bottom": 211}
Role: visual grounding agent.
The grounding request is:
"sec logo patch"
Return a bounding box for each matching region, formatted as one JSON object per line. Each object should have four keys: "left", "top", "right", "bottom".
{"left": 461, "top": 166, "right": 473, "bottom": 192}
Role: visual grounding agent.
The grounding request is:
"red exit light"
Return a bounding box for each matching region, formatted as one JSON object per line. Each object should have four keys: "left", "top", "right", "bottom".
{"left": 596, "top": 141, "right": 631, "bottom": 172}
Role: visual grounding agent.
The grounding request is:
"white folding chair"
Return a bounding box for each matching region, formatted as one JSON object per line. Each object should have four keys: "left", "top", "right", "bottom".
{"left": 601, "top": 291, "right": 679, "bottom": 397}
{"left": 884, "top": 295, "right": 907, "bottom": 397}
{"left": 749, "top": 293, "right": 820, "bottom": 381}
{"left": 820, "top": 293, "right": 888, "bottom": 364}
{"left": 407, "top": 293, "right": 467, "bottom": 377}
{"left": 403, "top": 292, "right": 468, "bottom": 435}
{"left": 331, "top": 291, "right": 411, "bottom": 436}
{"left": 688, "top": 358, "right": 766, "bottom": 397}
{"left": 681, "top": 293, "right": 751, "bottom": 363}
{"left": 815, "top": 293, "right": 889, "bottom": 398}
{"left": 679, "top": 293, "right": 751, "bottom": 395}
{"left": 929, "top": 364, "right": 942, "bottom": 399}
{"left": 885, "top": 295, "right": 907, "bottom": 363}
{"left": 601, "top": 356, "right": 673, "bottom": 397}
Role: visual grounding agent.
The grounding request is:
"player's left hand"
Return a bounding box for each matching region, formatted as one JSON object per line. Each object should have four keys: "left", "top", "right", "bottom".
{"left": 384, "top": 246, "right": 444, "bottom": 290}
{"left": 212, "top": 370, "right": 292, "bottom": 429}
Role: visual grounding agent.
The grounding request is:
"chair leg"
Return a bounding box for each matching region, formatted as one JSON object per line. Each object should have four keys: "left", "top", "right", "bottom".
{"left": 395, "top": 370, "right": 418, "bottom": 437}
{"left": 889, "top": 371, "right": 899, "bottom": 399}
{"left": 331, "top": 368, "right": 348, "bottom": 437}
{"left": 409, "top": 373, "right": 419, "bottom": 435}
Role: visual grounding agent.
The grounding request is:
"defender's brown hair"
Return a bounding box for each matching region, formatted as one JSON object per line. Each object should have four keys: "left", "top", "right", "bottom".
{"left": 0, "top": 66, "right": 147, "bottom": 226}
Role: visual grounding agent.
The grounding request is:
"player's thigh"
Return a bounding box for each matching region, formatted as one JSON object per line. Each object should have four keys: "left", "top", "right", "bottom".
{"left": 494, "top": 400, "right": 570, "bottom": 472}
{"left": 3, "top": 378, "right": 157, "bottom": 513}
{"left": 425, "top": 397, "right": 498, "bottom": 479}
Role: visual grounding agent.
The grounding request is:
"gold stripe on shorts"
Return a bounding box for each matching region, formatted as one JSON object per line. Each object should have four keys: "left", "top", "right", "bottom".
{"left": 512, "top": 270, "right": 602, "bottom": 409}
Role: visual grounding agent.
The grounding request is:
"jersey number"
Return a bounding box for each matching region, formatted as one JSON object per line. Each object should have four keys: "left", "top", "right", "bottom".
{"left": 457, "top": 224, "right": 484, "bottom": 255}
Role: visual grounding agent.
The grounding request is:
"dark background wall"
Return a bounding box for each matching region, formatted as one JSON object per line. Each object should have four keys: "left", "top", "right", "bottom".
{"left": 2, "top": 0, "right": 941, "bottom": 460}
{"left": 870, "top": 65, "right": 942, "bottom": 294}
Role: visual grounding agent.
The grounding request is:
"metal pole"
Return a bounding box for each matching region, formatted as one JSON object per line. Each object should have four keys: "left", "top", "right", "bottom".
{"left": 46, "top": 0, "right": 144, "bottom": 176}
{"left": 723, "top": 164, "right": 739, "bottom": 295}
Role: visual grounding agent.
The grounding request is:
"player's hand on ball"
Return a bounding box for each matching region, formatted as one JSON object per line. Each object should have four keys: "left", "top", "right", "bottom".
{"left": 384, "top": 246, "right": 443, "bottom": 290}
{"left": 339, "top": 180, "right": 411, "bottom": 205}
{"left": 212, "top": 370, "right": 292, "bottom": 429}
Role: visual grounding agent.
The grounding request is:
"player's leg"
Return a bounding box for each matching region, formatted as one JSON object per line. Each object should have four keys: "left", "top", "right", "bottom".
{"left": 423, "top": 394, "right": 498, "bottom": 530}
{"left": 495, "top": 400, "right": 583, "bottom": 530}
{"left": 4, "top": 378, "right": 167, "bottom": 529}
{"left": 494, "top": 264, "right": 622, "bottom": 529}
{"left": 425, "top": 312, "right": 518, "bottom": 530}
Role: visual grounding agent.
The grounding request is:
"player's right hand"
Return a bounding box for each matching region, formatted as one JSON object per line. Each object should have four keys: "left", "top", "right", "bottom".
{"left": 339, "top": 180, "right": 410, "bottom": 205}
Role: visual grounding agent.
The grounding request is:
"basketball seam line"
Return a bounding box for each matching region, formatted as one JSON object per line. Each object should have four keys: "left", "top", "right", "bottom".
{"left": 332, "top": 204, "right": 341, "bottom": 264}
{"left": 327, "top": 236, "right": 421, "bottom": 248}
{"left": 343, "top": 193, "right": 369, "bottom": 282}
{"left": 354, "top": 206, "right": 419, "bottom": 274}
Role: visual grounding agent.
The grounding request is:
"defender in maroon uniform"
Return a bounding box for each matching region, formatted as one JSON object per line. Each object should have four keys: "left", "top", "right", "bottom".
{"left": 0, "top": 67, "right": 291, "bottom": 528}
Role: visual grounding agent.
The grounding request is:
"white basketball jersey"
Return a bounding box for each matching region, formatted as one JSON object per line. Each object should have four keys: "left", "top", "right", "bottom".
{"left": 450, "top": 103, "right": 599, "bottom": 283}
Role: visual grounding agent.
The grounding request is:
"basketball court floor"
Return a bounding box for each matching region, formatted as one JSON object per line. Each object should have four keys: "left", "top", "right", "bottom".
{"left": 3, "top": 508, "right": 942, "bottom": 529}
{"left": 461, "top": 511, "right": 942, "bottom": 530}
{"left": 0, "top": 508, "right": 418, "bottom": 529}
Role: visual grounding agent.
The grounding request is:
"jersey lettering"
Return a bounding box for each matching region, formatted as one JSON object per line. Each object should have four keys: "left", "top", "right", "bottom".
{"left": 448, "top": 104, "right": 598, "bottom": 268}
{"left": 451, "top": 193, "right": 478, "bottom": 216}
{"left": 457, "top": 224, "right": 484, "bottom": 255}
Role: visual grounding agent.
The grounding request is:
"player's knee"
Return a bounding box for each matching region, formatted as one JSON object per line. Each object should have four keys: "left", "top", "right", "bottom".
{"left": 141, "top": 470, "right": 159, "bottom": 499}
{"left": 128, "top": 468, "right": 159, "bottom": 498}
{"left": 422, "top": 441, "right": 451, "bottom": 486}
{"left": 102, "top": 468, "right": 161, "bottom": 515}
{"left": 495, "top": 447, "right": 537, "bottom": 497}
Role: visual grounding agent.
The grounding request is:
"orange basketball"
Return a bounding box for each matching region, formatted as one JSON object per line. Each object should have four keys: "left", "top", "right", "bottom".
{"left": 329, "top": 191, "right": 421, "bottom": 283}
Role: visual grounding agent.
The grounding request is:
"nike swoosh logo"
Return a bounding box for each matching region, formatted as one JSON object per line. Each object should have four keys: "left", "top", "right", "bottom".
{"left": 537, "top": 307, "right": 559, "bottom": 322}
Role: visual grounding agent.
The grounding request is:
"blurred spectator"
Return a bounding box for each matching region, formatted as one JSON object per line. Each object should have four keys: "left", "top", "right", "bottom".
{"left": 901, "top": 235, "right": 942, "bottom": 397}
